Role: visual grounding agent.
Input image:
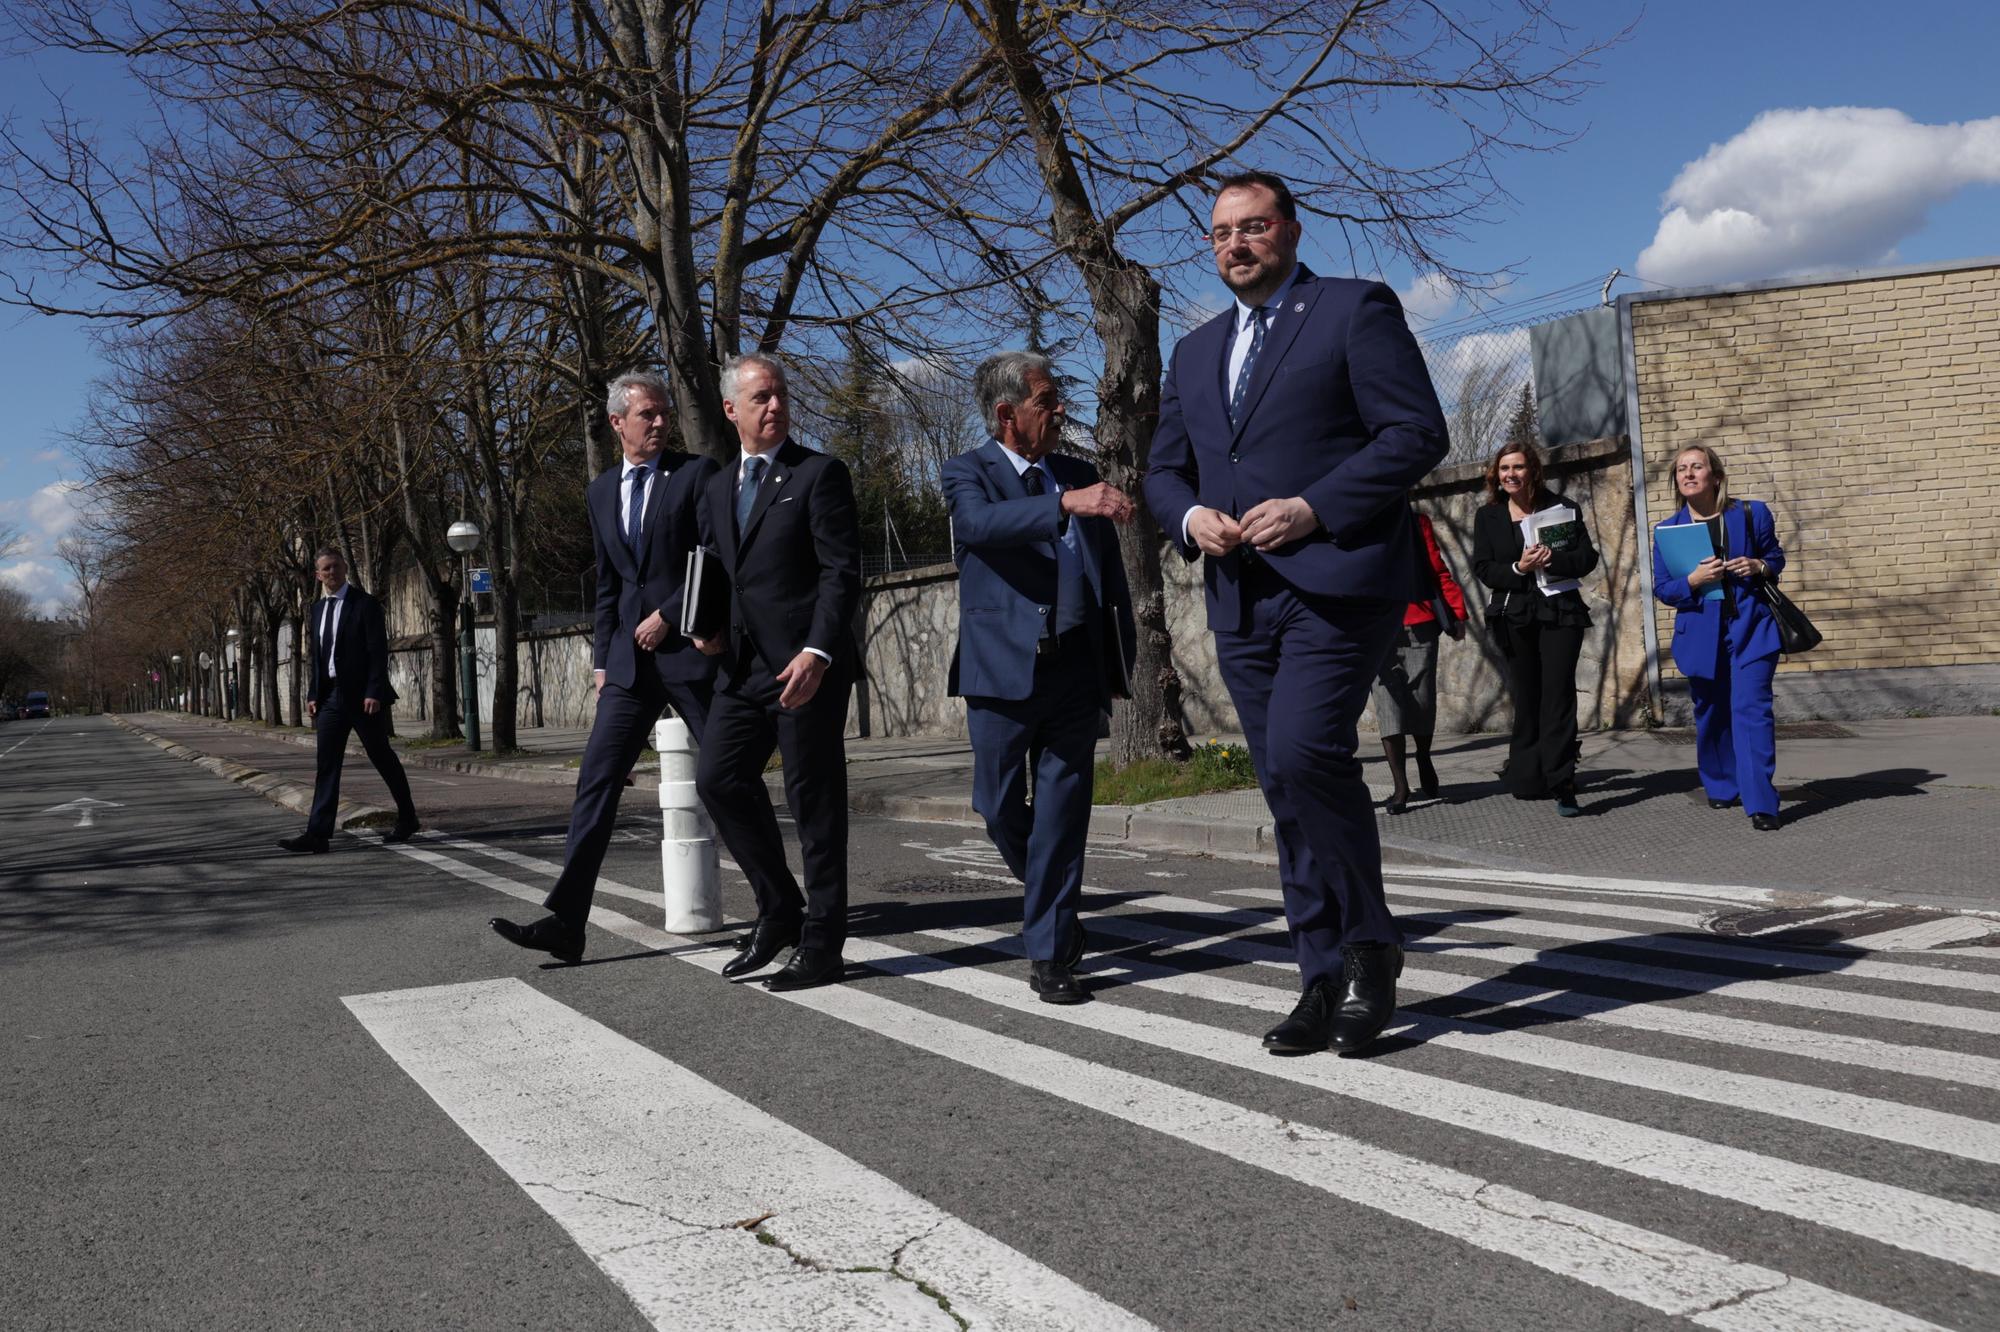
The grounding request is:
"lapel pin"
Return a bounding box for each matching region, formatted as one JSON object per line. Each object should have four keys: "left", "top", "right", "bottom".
{"left": 1292, "top": 301, "right": 1305, "bottom": 313}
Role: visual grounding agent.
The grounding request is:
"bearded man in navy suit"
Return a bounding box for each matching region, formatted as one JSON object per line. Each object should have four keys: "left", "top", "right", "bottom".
{"left": 491, "top": 370, "right": 719, "bottom": 964}
{"left": 1144, "top": 171, "right": 1449, "bottom": 1055}
{"left": 944, "top": 351, "right": 1137, "bottom": 1005}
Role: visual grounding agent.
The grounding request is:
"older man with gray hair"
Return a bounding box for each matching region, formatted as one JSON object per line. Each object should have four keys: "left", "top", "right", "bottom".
{"left": 491, "top": 368, "right": 719, "bottom": 965}
{"left": 942, "top": 351, "right": 1137, "bottom": 1003}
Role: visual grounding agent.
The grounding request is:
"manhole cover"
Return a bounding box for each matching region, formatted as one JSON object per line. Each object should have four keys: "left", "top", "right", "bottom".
{"left": 1709, "top": 904, "right": 2000, "bottom": 952}
{"left": 1652, "top": 721, "right": 1856, "bottom": 744}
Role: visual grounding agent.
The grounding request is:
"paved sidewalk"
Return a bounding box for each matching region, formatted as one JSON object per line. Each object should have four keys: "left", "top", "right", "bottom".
{"left": 113, "top": 710, "right": 2000, "bottom": 911}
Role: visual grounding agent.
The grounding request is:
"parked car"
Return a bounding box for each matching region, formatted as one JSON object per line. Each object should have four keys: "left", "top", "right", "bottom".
{"left": 0, "top": 700, "right": 18, "bottom": 721}
{"left": 21, "top": 690, "right": 51, "bottom": 719}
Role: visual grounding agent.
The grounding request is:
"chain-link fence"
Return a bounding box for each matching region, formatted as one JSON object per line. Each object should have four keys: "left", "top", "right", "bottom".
{"left": 1421, "top": 306, "right": 1589, "bottom": 467}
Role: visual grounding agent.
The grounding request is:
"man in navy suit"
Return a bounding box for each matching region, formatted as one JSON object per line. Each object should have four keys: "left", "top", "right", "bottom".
{"left": 1144, "top": 171, "right": 1449, "bottom": 1054}
{"left": 692, "top": 353, "right": 862, "bottom": 992}
{"left": 280, "top": 548, "right": 419, "bottom": 853}
{"left": 944, "top": 351, "right": 1138, "bottom": 1004}
{"left": 490, "top": 371, "right": 718, "bottom": 964}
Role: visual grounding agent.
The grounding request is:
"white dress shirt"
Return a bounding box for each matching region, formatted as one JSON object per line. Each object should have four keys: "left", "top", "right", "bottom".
{"left": 1185, "top": 264, "right": 1302, "bottom": 544}
{"left": 319, "top": 584, "right": 350, "bottom": 678}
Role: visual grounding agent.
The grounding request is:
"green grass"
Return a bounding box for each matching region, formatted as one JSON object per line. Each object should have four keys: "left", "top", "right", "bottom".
{"left": 1092, "top": 740, "right": 1259, "bottom": 805}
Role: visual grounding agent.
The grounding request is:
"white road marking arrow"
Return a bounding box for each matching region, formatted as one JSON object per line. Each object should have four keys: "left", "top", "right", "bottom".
{"left": 43, "top": 796, "right": 125, "bottom": 828}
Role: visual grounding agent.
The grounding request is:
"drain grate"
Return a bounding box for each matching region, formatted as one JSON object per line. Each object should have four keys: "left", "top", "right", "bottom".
{"left": 1652, "top": 721, "right": 1857, "bottom": 745}
{"left": 1708, "top": 904, "right": 2000, "bottom": 952}
{"left": 881, "top": 875, "right": 1010, "bottom": 896}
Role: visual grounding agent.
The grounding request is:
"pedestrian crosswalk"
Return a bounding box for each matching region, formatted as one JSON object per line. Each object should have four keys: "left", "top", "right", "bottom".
{"left": 357, "top": 830, "right": 2000, "bottom": 1330}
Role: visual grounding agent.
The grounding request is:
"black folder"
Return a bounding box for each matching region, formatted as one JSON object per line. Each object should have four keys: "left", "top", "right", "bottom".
{"left": 680, "top": 546, "right": 730, "bottom": 639}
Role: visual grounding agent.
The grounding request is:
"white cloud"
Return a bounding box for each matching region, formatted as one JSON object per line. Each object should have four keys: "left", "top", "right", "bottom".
{"left": 1637, "top": 107, "right": 2000, "bottom": 287}
{"left": 0, "top": 558, "right": 70, "bottom": 615}
{"left": 1397, "top": 271, "right": 1461, "bottom": 326}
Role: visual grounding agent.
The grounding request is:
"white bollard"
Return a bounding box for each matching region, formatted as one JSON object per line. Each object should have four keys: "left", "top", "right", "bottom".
{"left": 654, "top": 717, "right": 723, "bottom": 933}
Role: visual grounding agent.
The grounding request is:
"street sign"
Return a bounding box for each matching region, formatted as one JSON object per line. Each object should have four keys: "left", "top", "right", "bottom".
{"left": 471, "top": 567, "right": 493, "bottom": 594}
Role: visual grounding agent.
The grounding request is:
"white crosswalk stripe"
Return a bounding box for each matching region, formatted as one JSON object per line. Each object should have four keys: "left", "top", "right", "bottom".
{"left": 360, "top": 831, "right": 1999, "bottom": 1330}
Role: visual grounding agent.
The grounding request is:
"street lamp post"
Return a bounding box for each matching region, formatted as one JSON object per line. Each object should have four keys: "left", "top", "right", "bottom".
{"left": 446, "top": 520, "right": 483, "bottom": 751}
{"left": 170, "top": 653, "right": 183, "bottom": 711}
{"left": 198, "top": 651, "right": 214, "bottom": 718}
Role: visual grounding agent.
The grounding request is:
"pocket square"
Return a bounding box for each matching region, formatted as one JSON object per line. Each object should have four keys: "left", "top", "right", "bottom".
{"left": 775, "top": 495, "right": 798, "bottom": 505}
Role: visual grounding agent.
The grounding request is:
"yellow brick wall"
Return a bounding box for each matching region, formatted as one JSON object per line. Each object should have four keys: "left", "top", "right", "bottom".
{"left": 1631, "top": 266, "right": 2000, "bottom": 678}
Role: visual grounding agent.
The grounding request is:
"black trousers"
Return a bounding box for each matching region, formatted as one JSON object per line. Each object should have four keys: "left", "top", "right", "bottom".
{"left": 306, "top": 684, "right": 417, "bottom": 838}
{"left": 696, "top": 657, "right": 852, "bottom": 952}
{"left": 1499, "top": 619, "right": 1585, "bottom": 797}
{"left": 544, "top": 671, "right": 714, "bottom": 929}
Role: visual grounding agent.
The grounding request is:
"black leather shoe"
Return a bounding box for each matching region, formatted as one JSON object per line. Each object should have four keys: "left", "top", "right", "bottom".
{"left": 1554, "top": 785, "right": 1581, "bottom": 818}
{"left": 382, "top": 818, "right": 422, "bottom": 843}
{"left": 1383, "top": 796, "right": 1409, "bottom": 816}
{"left": 1262, "top": 980, "right": 1336, "bottom": 1054}
{"left": 1029, "top": 960, "right": 1089, "bottom": 1004}
{"left": 489, "top": 913, "right": 585, "bottom": 964}
{"left": 1330, "top": 943, "right": 1403, "bottom": 1053}
{"left": 722, "top": 917, "right": 800, "bottom": 979}
{"left": 278, "top": 833, "right": 329, "bottom": 854}
{"left": 1056, "top": 919, "right": 1088, "bottom": 970}
{"left": 1751, "top": 813, "right": 1782, "bottom": 831}
{"left": 1708, "top": 797, "right": 1739, "bottom": 810}
{"left": 1415, "top": 761, "right": 1440, "bottom": 800}
{"left": 764, "top": 945, "right": 844, "bottom": 992}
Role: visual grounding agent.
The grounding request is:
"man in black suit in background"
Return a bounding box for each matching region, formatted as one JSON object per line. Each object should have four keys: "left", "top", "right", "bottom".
{"left": 490, "top": 370, "right": 719, "bottom": 964}
{"left": 280, "top": 548, "right": 419, "bottom": 853}
{"left": 694, "top": 353, "right": 862, "bottom": 992}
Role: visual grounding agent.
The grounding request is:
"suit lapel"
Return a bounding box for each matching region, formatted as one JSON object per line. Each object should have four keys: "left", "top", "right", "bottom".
{"left": 1231, "top": 273, "right": 1320, "bottom": 442}
{"left": 978, "top": 440, "right": 1030, "bottom": 501}
{"left": 1046, "top": 453, "right": 1104, "bottom": 602}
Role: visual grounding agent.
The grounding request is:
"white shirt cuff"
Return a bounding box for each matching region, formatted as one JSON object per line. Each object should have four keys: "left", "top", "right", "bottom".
{"left": 1180, "top": 506, "right": 1203, "bottom": 547}
{"left": 803, "top": 646, "right": 832, "bottom": 664}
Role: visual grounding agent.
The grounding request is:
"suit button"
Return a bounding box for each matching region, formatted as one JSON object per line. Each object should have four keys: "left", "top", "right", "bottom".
{"left": 1229, "top": 451, "right": 1240, "bottom": 462}
{"left": 1037, "top": 606, "right": 1048, "bottom": 615}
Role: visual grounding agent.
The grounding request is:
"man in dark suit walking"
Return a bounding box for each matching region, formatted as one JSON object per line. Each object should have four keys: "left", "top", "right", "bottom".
{"left": 280, "top": 548, "right": 419, "bottom": 853}
{"left": 693, "top": 353, "right": 862, "bottom": 992}
{"left": 1144, "top": 171, "right": 1449, "bottom": 1054}
{"left": 944, "top": 351, "right": 1137, "bottom": 1004}
{"left": 491, "top": 371, "right": 719, "bottom": 964}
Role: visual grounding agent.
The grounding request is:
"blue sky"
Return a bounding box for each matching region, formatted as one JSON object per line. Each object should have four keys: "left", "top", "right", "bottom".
{"left": 4, "top": 1, "right": 1997, "bottom": 610}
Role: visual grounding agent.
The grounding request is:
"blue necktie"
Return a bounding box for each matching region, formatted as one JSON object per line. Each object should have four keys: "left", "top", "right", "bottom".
{"left": 737, "top": 455, "right": 765, "bottom": 533}
{"left": 624, "top": 465, "right": 648, "bottom": 548}
{"left": 1227, "top": 305, "right": 1270, "bottom": 427}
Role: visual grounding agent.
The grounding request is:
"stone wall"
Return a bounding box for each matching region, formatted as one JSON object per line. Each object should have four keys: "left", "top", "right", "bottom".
{"left": 1629, "top": 262, "right": 2000, "bottom": 717}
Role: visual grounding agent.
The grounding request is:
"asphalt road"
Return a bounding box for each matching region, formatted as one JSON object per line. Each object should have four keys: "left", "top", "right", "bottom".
{"left": 6, "top": 716, "right": 1999, "bottom": 1331}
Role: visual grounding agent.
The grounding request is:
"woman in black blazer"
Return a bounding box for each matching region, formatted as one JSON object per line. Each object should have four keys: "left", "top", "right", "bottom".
{"left": 1471, "top": 443, "right": 1599, "bottom": 815}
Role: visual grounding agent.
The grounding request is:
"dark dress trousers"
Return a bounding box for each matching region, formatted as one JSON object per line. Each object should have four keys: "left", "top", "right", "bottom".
{"left": 943, "top": 441, "right": 1137, "bottom": 962}
{"left": 543, "top": 452, "right": 720, "bottom": 930}
{"left": 1144, "top": 267, "right": 1448, "bottom": 987}
{"left": 1470, "top": 499, "right": 1599, "bottom": 798}
{"left": 305, "top": 584, "right": 417, "bottom": 838}
{"left": 693, "top": 439, "right": 862, "bottom": 952}
{"left": 1652, "top": 499, "right": 1787, "bottom": 817}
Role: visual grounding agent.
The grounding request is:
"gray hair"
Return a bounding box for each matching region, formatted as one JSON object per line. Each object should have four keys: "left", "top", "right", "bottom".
{"left": 313, "top": 546, "right": 346, "bottom": 566}
{"left": 606, "top": 370, "right": 671, "bottom": 419}
{"left": 719, "top": 352, "right": 789, "bottom": 402}
{"left": 973, "top": 351, "right": 1056, "bottom": 437}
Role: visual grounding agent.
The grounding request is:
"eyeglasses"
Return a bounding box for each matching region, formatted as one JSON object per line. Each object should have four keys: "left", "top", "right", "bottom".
{"left": 1206, "top": 218, "right": 1283, "bottom": 247}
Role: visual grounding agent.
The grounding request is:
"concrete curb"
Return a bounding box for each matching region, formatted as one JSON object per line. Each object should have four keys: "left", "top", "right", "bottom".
{"left": 109, "top": 715, "right": 395, "bottom": 830}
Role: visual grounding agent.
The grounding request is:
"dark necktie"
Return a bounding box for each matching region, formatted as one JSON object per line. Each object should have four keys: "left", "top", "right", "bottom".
{"left": 737, "top": 455, "right": 765, "bottom": 533}
{"left": 1021, "top": 466, "right": 1053, "bottom": 636}
{"left": 1227, "top": 305, "right": 1270, "bottom": 427}
{"left": 625, "top": 466, "right": 648, "bottom": 548}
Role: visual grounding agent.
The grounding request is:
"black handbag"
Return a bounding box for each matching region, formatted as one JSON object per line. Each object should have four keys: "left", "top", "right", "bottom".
{"left": 1752, "top": 578, "right": 1822, "bottom": 654}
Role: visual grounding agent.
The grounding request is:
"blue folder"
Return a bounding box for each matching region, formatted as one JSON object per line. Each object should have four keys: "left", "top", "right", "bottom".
{"left": 1655, "top": 522, "right": 1723, "bottom": 602}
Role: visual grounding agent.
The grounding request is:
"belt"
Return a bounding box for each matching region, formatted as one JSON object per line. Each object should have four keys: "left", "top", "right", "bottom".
{"left": 1036, "top": 625, "right": 1090, "bottom": 657}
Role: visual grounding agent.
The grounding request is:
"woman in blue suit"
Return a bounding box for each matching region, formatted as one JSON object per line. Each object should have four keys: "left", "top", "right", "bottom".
{"left": 1651, "top": 445, "right": 1788, "bottom": 831}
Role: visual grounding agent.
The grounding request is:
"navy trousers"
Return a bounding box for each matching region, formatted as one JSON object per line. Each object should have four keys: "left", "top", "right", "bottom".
{"left": 306, "top": 683, "right": 417, "bottom": 839}
{"left": 1690, "top": 652, "right": 1780, "bottom": 818}
{"left": 544, "top": 671, "right": 713, "bottom": 929}
{"left": 1214, "top": 574, "right": 1402, "bottom": 987}
{"left": 696, "top": 658, "right": 852, "bottom": 952}
{"left": 965, "top": 636, "right": 1102, "bottom": 961}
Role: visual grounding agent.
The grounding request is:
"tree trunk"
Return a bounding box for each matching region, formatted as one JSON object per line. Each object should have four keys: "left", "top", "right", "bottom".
{"left": 287, "top": 614, "right": 304, "bottom": 726}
